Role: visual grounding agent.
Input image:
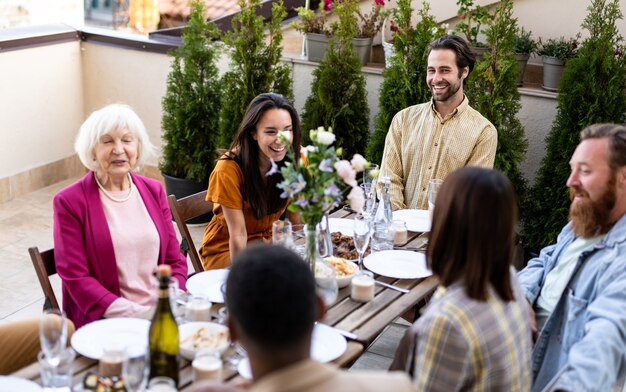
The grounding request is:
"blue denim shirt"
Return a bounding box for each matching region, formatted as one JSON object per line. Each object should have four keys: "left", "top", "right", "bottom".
{"left": 518, "top": 214, "right": 626, "bottom": 392}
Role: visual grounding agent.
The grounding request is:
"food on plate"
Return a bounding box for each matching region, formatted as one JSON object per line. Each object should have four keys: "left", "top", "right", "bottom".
{"left": 330, "top": 231, "right": 371, "bottom": 260}
{"left": 180, "top": 326, "right": 229, "bottom": 352}
{"left": 325, "top": 256, "right": 358, "bottom": 278}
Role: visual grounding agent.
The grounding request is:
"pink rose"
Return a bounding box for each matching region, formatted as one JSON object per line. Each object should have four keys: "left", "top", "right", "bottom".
{"left": 334, "top": 160, "right": 357, "bottom": 187}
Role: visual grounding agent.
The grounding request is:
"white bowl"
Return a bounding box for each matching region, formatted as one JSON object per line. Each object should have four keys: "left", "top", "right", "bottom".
{"left": 325, "top": 257, "right": 359, "bottom": 288}
{"left": 179, "top": 322, "right": 230, "bottom": 360}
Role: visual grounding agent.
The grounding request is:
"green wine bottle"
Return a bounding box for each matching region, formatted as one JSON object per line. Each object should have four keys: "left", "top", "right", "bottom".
{"left": 148, "top": 264, "right": 180, "bottom": 386}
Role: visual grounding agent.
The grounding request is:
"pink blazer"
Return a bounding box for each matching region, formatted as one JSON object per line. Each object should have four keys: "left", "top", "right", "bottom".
{"left": 53, "top": 172, "right": 187, "bottom": 328}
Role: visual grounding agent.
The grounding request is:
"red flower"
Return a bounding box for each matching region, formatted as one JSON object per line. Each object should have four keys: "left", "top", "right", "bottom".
{"left": 323, "top": 0, "right": 333, "bottom": 11}
{"left": 390, "top": 20, "right": 398, "bottom": 32}
{"left": 375, "top": 0, "right": 385, "bottom": 5}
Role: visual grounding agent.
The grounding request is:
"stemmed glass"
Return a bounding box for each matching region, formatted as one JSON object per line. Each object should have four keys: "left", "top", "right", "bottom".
{"left": 427, "top": 179, "right": 443, "bottom": 213}
{"left": 353, "top": 211, "right": 372, "bottom": 270}
{"left": 39, "top": 309, "right": 68, "bottom": 390}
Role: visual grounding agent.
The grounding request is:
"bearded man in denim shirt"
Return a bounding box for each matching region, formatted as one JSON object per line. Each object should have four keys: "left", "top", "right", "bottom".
{"left": 518, "top": 123, "right": 626, "bottom": 392}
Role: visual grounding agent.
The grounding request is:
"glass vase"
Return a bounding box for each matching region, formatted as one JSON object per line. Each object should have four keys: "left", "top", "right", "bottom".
{"left": 304, "top": 225, "right": 338, "bottom": 306}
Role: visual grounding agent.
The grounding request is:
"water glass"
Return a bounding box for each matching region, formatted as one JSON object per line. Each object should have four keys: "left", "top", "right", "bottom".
{"left": 360, "top": 183, "right": 376, "bottom": 216}
{"left": 353, "top": 212, "right": 372, "bottom": 270}
{"left": 363, "top": 164, "right": 380, "bottom": 190}
{"left": 38, "top": 348, "right": 75, "bottom": 390}
{"left": 427, "top": 179, "right": 443, "bottom": 211}
{"left": 123, "top": 345, "right": 148, "bottom": 392}
{"left": 291, "top": 224, "right": 306, "bottom": 257}
{"left": 272, "top": 220, "right": 293, "bottom": 247}
{"left": 40, "top": 309, "right": 68, "bottom": 369}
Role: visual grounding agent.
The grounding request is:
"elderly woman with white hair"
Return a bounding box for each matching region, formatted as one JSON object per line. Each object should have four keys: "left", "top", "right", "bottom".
{"left": 53, "top": 104, "right": 187, "bottom": 328}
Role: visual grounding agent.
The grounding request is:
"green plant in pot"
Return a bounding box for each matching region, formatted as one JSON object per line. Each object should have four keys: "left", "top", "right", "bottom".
{"left": 291, "top": 3, "right": 333, "bottom": 62}
{"left": 301, "top": 0, "right": 370, "bottom": 160}
{"left": 513, "top": 28, "right": 537, "bottom": 85}
{"left": 537, "top": 35, "right": 578, "bottom": 91}
{"left": 160, "top": 0, "right": 223, "bottom": 218}
{"left": 455, "top": 0, "right": 493, "bottom": 58}
{"left": 218, "top": 0, "right": 293, "bottom": 148}
{"left": 524, "top": 0, "right": 626, "bottom": 253}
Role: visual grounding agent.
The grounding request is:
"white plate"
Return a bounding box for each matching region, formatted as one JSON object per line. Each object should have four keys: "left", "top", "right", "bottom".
{"left": 364, "top": 250, "right": 432, "bottom": 279}
{"left": 327, "top": 218, "right": 354, "bottom": 236}
{"left": 392, "top": 209, "right": 431, "bottom": 232}
{"left": 71, "top": 318, "right": 150, "bottom": 359}
{"left": 179, "top": 322, "right": 230, "bottom": 360}
{"left": 0, "top": 376, "right": 42, "bottom": 392}
{"left": 186, "top": 269, "right": 229, "bottom": 303}
{"left": 237, "top": 323, "right": 346, "bottom": 379}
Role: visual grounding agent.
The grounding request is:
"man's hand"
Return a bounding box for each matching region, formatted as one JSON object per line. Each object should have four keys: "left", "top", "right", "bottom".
{"left": 527, "top": 300, "right": 538, "bottom": 343}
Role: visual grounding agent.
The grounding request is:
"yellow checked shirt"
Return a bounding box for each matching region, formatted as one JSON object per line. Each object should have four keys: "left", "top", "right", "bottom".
{"left": 379, "top": 97, "right": 497, "bottom": 210}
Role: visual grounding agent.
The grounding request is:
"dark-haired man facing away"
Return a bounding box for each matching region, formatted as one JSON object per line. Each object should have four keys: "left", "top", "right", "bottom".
{"left": 379, "top": 35, "right": 497, "bottom": 210}
{"left": 189, "top": 244, "right": 415, "bottom": 392}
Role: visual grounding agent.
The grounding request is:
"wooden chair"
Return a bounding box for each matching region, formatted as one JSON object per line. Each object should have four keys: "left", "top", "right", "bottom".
{"left": 167, "top": 191, "right": 213, "bottom": 273}
{"left": 28, "top": 246, "right": 59, "bottom": 310}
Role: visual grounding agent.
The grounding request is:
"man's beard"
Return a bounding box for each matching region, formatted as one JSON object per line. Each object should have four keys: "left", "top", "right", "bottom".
{"left": 569, "top": 176, "right": 616, "bottom": 238}
{"left": 430, "top": 78, "right": 462, "bottom": 102}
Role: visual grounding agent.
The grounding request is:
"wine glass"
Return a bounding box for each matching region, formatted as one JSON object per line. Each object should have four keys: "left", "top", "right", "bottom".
{"left": 123, "top": 344, "right": 148, "bottom": 392}
{"left": 363, "top": 164, "right": 380, "bottom": 192}
{"left": 427, "top": 179, "right": 443, "bottom": 213}
{"left": 39, "top": 309, "right": 68, "bottom": 390}
{"left": 360, "top": 183, "right": 376, "bottom": 216}
{"left": 353, "top": 212, "right": 372, "bottom": 270}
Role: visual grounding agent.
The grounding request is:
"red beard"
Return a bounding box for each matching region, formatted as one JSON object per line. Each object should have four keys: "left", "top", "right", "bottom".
{"left": 569, "top": 176, "right": 616, "bottom": 238}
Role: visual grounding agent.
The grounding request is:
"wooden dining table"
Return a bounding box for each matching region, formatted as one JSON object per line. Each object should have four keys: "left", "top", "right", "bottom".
{"left": 12, "top": 208, "right": 438, "bottom": 390}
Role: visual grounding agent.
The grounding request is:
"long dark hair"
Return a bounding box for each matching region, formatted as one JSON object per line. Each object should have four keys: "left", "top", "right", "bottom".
{"left": 427, "top": 167, "right": 516, "bottom": 301}
{"left": 223, "top": 93, "right": 301, "bottom": 219}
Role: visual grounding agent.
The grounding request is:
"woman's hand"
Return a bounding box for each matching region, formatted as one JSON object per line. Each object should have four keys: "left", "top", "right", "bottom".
{"left": 222, "top": 206, "right": 248, "bottom": 260}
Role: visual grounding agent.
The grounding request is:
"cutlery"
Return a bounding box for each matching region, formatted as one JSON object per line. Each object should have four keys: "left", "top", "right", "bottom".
{"left": 316, "top": 322, "right": 358, "bottom": 340}
{"left": 375, "top": 281, "right": 410, "bottom": 293}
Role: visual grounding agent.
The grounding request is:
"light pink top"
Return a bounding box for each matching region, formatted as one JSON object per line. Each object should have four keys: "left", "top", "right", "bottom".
{"left": 99, "top": 181, "right": 160, "bottom": 318}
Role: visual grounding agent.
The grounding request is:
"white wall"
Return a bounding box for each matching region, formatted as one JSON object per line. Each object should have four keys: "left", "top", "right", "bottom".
{"left": 0, "top": 0, "right": 83, "bottom": 29}
{"left": 0, "top": 41, "right": 84, "bottom": 178}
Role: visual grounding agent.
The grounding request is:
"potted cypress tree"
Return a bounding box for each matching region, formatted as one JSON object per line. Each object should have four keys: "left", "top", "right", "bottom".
{"left": 300, "top": 0, "right": 370, "bottom": 159}
{"left": 537, "top": 36, "right": 578, "bottom": 91}
{"left": 366, "top": 0, "right": 441, "bottom": 165}
{"left": 160, "top": 0, "right": 223, "bottom": 222}
{"left": 524, "top": 0, "right": 626, "bottom": 253}
{"left": 218, "top": 0, "right": 293, "bottom": 148}
{"left": 513, "top": 28, "right": 537, "bottom": 86}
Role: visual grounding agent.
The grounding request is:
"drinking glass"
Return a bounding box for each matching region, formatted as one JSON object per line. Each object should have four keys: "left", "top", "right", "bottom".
{"left": 353, "top": 212, "right": 372, "bottom": 270}
{"left": 272, "top": 220, "right": 293, "bottom": 247}
{"left": 39, "top": 308, "right": 68, "bottom": 386}
{"left": 363, "top": 164, "right": 380, "bottom": 191}
{"left": 38, "top": 347, "right": 75, "bottom": 390}
{"left": 291, "top": 223, "right": 306, "bottom": 257}
{"left": 360, "top": 183, "right": 376, "bottom": 216}
{"left": 123, "top": 344, "right": 148, "bottom": 392}
{"left": 427, "top": 179, "right": 443, "bottom": 211}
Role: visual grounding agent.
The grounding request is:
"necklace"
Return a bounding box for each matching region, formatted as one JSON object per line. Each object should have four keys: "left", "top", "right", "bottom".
{"left": 95, "top": 173, "right": 133, "bottom": 203}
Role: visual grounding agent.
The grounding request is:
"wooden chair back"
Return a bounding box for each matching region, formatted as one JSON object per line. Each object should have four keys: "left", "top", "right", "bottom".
{"left": 28, "top": 246, "right": 60, "bottom": 310}
{"left": 168, "top": 191, "right": 213, "bottom": 273}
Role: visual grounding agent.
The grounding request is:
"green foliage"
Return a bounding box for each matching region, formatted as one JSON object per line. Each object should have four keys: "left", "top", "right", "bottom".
{"left": 300, "top": 0, "right": 369, "bottom": 159}
{"left": 366, "top": 1, "right": 440, "bottom": 164}
{"left": 537, "top": 36, "right": 579, "bottom": 60}
{"left": 218, "top": 0, "right": 293, "bottom": 148}
{"left": 466, "top": 0, "right": 528, "bottom": 209}
{"left": 524, "top": 0, "right": 626, "bottom": 252}
{"left": 291, "top": 4, "right": 331, "bottom": 35}
{"left": 159, "top": 0, "right": 223, "bottom": 183}
{"left": 455, "top": 0, "right": 493, "bottom": 46}
{"left": 514, "top": 28, "right": 537, "bottom": 54}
